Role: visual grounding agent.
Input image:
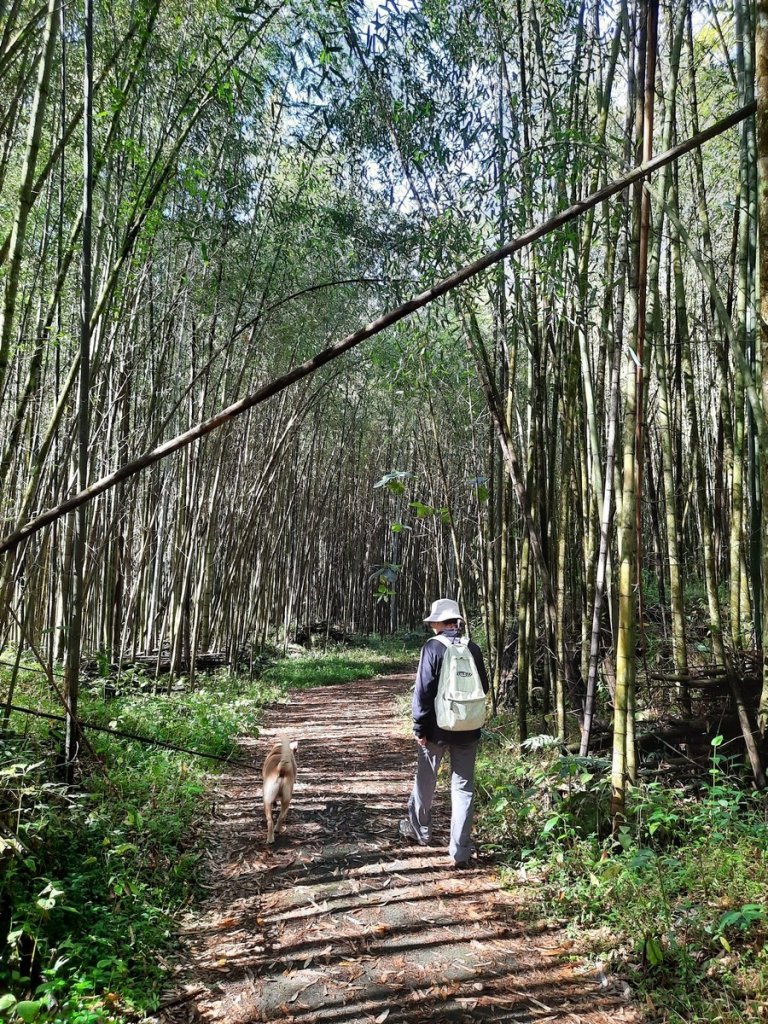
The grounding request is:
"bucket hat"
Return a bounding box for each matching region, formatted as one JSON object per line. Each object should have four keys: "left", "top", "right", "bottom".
{"left": 423, "top": 598, "right": 463, "bottom": 623}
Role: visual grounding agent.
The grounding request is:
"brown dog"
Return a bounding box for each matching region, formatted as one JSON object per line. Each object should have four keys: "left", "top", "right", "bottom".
{"left": 262, "top": 736, "right": 298, "bottom": 844}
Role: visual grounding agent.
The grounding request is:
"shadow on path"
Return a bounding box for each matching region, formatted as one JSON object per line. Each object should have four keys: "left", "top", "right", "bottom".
{"left": 154, "top": 673, "right": 640, "bottom": 1024}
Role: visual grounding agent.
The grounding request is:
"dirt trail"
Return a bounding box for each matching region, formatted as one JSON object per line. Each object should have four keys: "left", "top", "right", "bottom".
{"left": 156, "top": 672, "right": 639, "bottom": 1024}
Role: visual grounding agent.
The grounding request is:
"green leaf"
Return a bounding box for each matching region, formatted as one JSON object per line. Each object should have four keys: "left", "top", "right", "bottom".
{"left": 110, "top": 843, "right": 138, "bottom": 857}
{"left": 15, "top": 1001, "right": 43, "bottom": 1023}
{"left": 617, "top": 825, "right": 633, "bottom": 851}
{"left": 629, "top": 848, "right": 656, "bottom": 870}
{"left": 0, "top": 995, "right": 17, "bottom": 1012}
{"left": 374, "top": 470, "right": 411, "bottom": 491}
{"left": 740, "top": 903, "right": 765, "bottom": 917}
{"left": 35, "top": 883, "right": 64, "bottom": 911}
{"left": 409, "top": 500, "right": 434, "bottom": 518}
{"left": 645, "top": 936, "right": 664, "bottom": 966}
{"left": 600, "top": 861, "right": 623, "bottom": 880}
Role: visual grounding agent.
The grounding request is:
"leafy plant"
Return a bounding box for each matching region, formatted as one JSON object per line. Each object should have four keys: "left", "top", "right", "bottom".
{"left": 715, "top": 905, "right": 766, "bottom": 952}
{"left": 474, "top": 732, "right": 768, "bottom": 1022}
{"left": 1, "top": 643, "right": 416, "bottom": 1022}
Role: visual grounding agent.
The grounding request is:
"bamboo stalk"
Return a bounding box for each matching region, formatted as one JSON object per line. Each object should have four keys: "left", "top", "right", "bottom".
{"left": 0, "top": 101, "right": 755, "bottom": 557}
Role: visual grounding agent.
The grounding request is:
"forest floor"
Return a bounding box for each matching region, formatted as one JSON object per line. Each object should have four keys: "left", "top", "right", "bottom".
{"left": 152, "top": 670, "right": 641, "bottom": 1024}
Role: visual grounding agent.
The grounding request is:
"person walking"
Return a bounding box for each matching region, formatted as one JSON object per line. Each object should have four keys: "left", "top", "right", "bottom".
{"left": 399, "top": 598, "right": 490, "bottom": 867}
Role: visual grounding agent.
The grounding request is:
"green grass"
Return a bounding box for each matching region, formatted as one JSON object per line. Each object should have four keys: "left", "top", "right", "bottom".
{"left": 260, "top": 639, "right": 418, "bottom": 690}
{"left": 0, "top": 639, "right": 417, "bottom": 1023}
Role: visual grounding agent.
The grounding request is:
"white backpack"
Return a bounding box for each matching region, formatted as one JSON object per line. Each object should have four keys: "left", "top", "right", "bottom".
{"left": 434, "top": 636, "right": 486, "bottom": 731}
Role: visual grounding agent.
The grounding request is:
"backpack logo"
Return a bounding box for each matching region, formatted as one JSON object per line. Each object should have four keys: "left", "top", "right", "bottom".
{"left": 434, "top": 637, "right": 486, "bottom": 731}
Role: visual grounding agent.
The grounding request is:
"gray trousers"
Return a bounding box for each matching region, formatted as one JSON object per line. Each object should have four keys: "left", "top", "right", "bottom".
{"left": 407, "top": 738, "right": 479, "bottom": 862}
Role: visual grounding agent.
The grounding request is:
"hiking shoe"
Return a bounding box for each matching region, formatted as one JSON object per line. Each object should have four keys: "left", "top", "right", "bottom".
{"left": 449, "top": 857, "right": 470, "bottom": 869}
{"left": 398, "top": 818, "right": 427, "bottom": 845}
{"left": 449, "top": 850, "right": 478, "bottom": 869}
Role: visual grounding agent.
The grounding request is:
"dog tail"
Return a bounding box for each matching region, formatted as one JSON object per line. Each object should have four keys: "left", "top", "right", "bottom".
{"left": 278, "top": 735, "right": 294, "bottom": 775}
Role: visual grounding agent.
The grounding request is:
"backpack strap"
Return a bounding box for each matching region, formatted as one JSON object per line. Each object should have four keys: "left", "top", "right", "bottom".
{"left": 433, "top": 634, "right": 452, "bottom": 650}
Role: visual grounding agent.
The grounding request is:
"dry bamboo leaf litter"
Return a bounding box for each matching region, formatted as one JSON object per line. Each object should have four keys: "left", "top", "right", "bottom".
{"left": 154, "top": 673, "right": 643, "bottom": 1024}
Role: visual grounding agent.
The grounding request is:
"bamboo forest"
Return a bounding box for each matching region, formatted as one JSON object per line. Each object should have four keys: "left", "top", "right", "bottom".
{"left": 1, "top": 0, "right": 768, "bottom": 1019}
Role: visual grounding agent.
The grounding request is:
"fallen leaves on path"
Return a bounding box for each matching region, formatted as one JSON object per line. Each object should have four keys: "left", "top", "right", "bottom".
{"left": 153, "top": 673, "right": 641, "bottom": 1024}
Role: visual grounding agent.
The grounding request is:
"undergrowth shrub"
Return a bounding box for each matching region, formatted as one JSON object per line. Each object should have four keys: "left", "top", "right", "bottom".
{"left": 0, "top": 642, "right": 408, "bottom": 1023}
{"left": 476, "top": 732, "right": 612, "bottom": 855}
{"left": 475, "top": 734, "right": 768, "bottom": 1023}
{"left": 0, "top": 670, "right": 271, "bottom": 1022}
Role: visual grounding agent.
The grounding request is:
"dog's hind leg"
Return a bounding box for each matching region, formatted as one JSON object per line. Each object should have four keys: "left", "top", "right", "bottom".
{"left": 265, "top": 800, "right": 275, "bottom": 844}
{"left": 275, "top": 796, "right": 290, "bottom": 835}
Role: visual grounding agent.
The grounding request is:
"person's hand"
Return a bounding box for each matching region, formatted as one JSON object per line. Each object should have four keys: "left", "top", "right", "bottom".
{"left": 415, "top": 736, "right": 428, "bottom": 748}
